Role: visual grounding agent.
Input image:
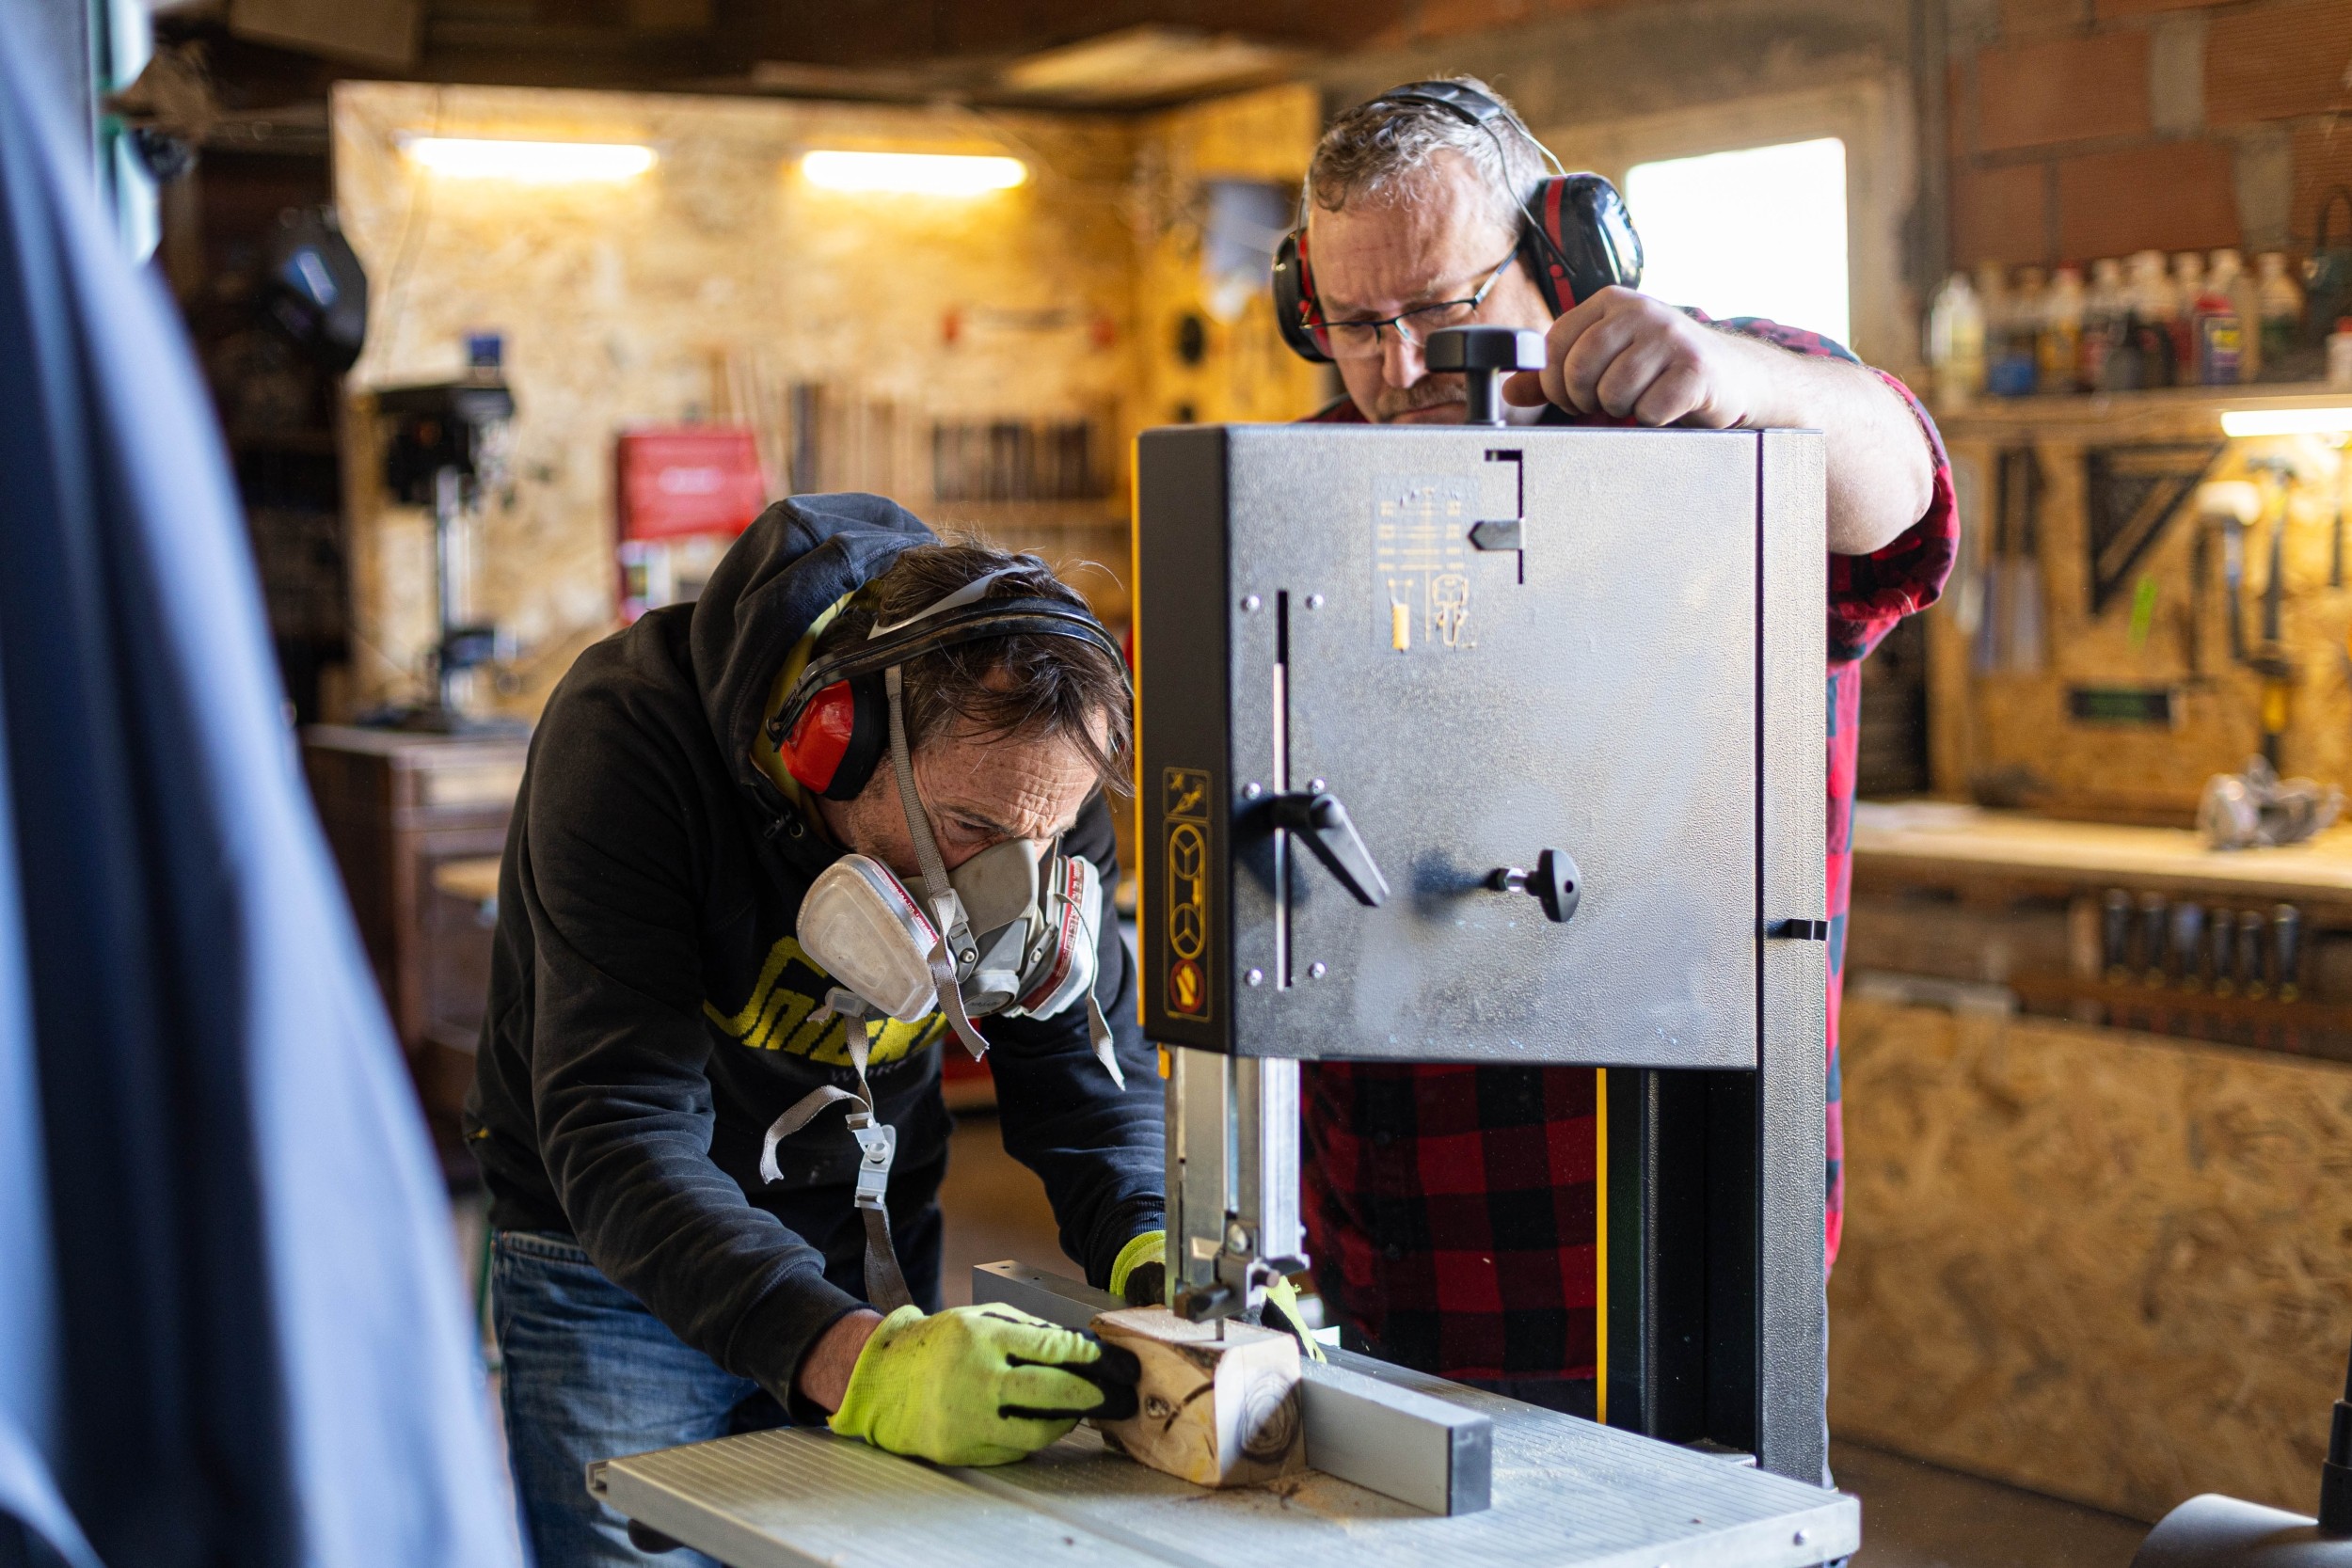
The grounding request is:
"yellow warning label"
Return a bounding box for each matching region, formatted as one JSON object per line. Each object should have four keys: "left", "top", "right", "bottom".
{"left": 1162, "top": 767, "right": 1212, "bottom": 1021}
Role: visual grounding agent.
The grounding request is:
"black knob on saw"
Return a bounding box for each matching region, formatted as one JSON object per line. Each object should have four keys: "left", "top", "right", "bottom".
{"left": 1425, "top": 325, "right": 1544, "bottom": 426}
{"left": 1489, "top": 847, "right": 1580, "bottom": 924}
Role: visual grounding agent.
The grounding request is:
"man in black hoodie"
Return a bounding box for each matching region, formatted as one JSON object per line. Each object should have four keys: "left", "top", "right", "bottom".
{"left": 466, "top": 494, "right": 1164, "bottom": 1565}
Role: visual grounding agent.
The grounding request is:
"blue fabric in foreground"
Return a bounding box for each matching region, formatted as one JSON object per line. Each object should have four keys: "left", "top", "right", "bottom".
{"left": 0, "top": 12, "right": 520, "bottom": 1567}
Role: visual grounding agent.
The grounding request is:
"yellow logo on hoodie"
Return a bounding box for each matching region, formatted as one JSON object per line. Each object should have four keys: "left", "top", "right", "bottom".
{"left": 703, "top": 935, "right": 945, "bottom": 1067}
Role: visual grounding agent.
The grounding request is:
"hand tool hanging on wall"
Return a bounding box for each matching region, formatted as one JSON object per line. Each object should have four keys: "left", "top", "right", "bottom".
{"left": 1995, "top": 446, "right": 2045, "bottom": 673}
{"left": 2198, "top": 482, "right": 2261, "bottom": 666}
{"left": 2083, "top": 442, "right": 2225, "bottom": 618}
{"left": 2331, "top": 460, "right": 2345, "bottom": 590}
{"left": 2185, "top": 522, "right": 2210, "bottom": 679}
{"left": 2246, "top": 458, "right": 2301, "bottom": 768}
{"left": 1974, "top": 454, "right": 2006, "bottom": 675}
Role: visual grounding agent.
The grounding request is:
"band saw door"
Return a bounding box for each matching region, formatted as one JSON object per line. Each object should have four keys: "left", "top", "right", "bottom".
{"left": 1139, "top": 423, "right": 1795, "bottom": 1069}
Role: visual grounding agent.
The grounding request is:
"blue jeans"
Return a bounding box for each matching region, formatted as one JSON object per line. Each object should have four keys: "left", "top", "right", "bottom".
{"left": 491, "top": 1223, "right": 939, "bottom": 1568}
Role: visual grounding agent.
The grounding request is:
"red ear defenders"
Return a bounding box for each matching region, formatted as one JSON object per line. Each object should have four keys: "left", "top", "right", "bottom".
{"left": 1271, "top": 79, "right": 1645, "bottom": 365}
{"left": 766, "top": 597, "right": 1129, "bottom": 802}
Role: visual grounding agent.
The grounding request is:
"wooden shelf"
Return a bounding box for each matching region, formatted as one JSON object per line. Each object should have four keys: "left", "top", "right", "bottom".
{"left": 1933, "top": 381, "right": 2352, "bottom": 436}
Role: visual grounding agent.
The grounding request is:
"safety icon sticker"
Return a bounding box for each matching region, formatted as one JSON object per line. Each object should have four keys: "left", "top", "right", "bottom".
{"left": 1162, "top": 766, "right": 1212, "bottom": 1021}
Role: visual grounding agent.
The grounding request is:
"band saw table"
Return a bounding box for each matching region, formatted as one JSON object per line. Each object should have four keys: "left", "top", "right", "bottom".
{"left": 591, "top": 1265, "right": 1857, "bottom": 1568}
{"left": 595, "top": 338, "right": 1852, "bottom": 1565}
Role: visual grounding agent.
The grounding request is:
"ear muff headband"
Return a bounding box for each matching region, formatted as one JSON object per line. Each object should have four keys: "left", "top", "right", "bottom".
{"left": 767, "top": 598, "right": 1129, "bottom": 802}
{"left": 1275, "top": 80, "right": 1644, "bottom": 364}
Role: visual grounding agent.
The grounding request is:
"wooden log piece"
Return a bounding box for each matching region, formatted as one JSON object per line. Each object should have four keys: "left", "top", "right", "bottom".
{"left": 1088, "top": 1307, "right": 1306, "bottom": 1488}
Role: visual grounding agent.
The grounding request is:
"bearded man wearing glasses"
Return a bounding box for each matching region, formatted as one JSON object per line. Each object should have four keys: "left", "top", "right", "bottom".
{"left": 1285, "top": 78, "right": 1959, "bottom": 1422}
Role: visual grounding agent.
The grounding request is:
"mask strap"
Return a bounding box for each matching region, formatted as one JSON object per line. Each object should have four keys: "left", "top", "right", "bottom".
{"left": 1064, "top": 853, "right": 1123, "bottom": 1089}
{"left": 884, "top": 664, "right": 993, "bottom": 1061}
{"left": 1087, "top": 991, "right": 1122, "bottom": 1090}
{"left": 757, "top": 990, "right": 914, "bottom": 1311}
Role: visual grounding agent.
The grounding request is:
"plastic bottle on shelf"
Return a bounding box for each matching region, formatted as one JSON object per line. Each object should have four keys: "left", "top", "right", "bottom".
{"left": 2214, "top": 248, "right": 2261, "bottom": 381}
{"left": 2122, "top": 250, "right": 2174, "bottom": 388}
{"left": 1973, "top": 261, "right": 2015, "bottom": 395}
{"left": 2328, "top": 317, "right": 2352, "bottom": 389}
{"left": 2042, "top": 264, "right": 2084, "bottom": 394}
{"left": 2081, "top": 256, "right": 2124, "bottom": 391}
{"left": 1992, "top": 265, "right": 2043, "bottom": 396}
{"left": 2169, "top": 252, "right": 2205, "bottom": 373}
{"left": 1925, "top": 271, "right": 1986, "bottom": 409}
{"left": 2257, "top": 252, "right": 2306, "bottom": 380}
{"left": 2191, "top": 253, "right": 2245, "bottom": 384}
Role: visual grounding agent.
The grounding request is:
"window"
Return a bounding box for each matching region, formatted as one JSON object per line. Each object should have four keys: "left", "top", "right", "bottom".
{"left": 1624, "top": 137, "right": 1850, "bottom": 346}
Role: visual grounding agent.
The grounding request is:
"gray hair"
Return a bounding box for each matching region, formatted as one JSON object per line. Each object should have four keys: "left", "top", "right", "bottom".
{"left": 1304, "top": 76, "right": 1549, "bottom": 237}
{"left": 811, "top": 538, "right": 1133, "bottom": 794}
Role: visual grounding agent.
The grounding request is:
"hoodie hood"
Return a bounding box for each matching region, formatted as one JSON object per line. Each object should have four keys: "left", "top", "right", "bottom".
{"left": 690, "top": 492, "right": 934, "bottom": 813}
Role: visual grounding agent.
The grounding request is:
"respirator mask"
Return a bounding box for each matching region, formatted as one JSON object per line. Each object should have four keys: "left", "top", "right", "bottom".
{"left": 796, "top": 836, "right": 1118, "bottom": 1085}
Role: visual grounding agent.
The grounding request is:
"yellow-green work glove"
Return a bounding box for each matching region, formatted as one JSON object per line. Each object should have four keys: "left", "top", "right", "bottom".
{"left": 1261, "top": 1273, "right": 1327, "bottom": 1362}
{"left": 828, "top": 1304, "right": 1140, "bottom": 1466}
{"left": 1109, "top": 1230, "right": 1165, "bottom": 1308}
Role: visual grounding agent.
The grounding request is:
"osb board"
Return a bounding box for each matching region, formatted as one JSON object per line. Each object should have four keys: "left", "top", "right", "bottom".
{"left": 1132, "top": 86, "right": 1329, "bottom": 432}
{"left": 329, "top": 82, "right": 1320, "bottom": 719}
{"left": 1829, "top": 995, "right": 2352, "bottom": 1521}
{"left": 1927, "top": 392, "right": 2352, "bottom": 823}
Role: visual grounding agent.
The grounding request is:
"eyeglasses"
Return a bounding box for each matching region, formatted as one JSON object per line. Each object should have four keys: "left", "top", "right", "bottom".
{"left": 1310, "top": 251, "right": 1521, "bottom": 360}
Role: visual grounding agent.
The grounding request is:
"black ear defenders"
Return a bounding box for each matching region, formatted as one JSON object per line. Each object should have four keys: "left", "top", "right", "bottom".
{"left": 1271, "top": 79, "right": 1645, "bottom": 365}
{"left": 766, "top": 595, "right": 1128, "bottom": 802}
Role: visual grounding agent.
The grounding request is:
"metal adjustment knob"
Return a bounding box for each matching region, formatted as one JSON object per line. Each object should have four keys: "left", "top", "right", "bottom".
{"left": 1489, "top": 847, "right": 1580, "bottom": 924}
{"left": 1425, "top": 325, "right": 1545, "bottom": 426}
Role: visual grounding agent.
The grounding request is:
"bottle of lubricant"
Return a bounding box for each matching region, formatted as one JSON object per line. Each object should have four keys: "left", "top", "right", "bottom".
{"left": 1926, "top": 271, "right": 1986, "bottom": 409}
{"left": 2042, "top": 264, "right": 2084, "bottom": 393}
{"left": 2216, "top": 248, "right": 2262, "bottom": 380}
{"left": 2257, "top": 252, "right": 2306, "bottom": 380}
{"left": 2080, "top": 257, "right": 2125, "bottom": 391}
{"left": 2192, "top": 253, "right": 2246, "bottom": 384}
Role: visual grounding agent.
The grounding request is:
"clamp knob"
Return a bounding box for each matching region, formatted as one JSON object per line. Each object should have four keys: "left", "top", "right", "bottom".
{"left": 1426, "top": 325, "right": 1545, "bottom": 426}
{"left": 1489, "top": 847, "right": 1580, "bottom": 924}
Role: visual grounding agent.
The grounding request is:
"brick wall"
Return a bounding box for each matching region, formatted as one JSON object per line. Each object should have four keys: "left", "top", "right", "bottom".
{"left": 1950, "top": 0, "right": 2352, "bottom": 268}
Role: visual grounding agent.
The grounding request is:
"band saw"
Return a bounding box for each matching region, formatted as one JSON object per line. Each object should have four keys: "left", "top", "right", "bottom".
{"left": 594, "top": 327, "right": 1854, "bottom": 1566}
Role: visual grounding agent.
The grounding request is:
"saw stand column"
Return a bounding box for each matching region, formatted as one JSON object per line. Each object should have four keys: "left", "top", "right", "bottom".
{"left": 1167, "top": 1049, "right": 1302, "bottom": 1321}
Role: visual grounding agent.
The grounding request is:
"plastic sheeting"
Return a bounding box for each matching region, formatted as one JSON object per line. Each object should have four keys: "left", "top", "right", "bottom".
{"left": 0, "top": 12, "right": 521, "bottom": 1567}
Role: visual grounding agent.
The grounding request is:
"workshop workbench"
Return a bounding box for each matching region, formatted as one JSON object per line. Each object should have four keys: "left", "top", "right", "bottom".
{"left": 1836, "top": 800, "right": 2352, "bottom": 1522}
{"left": 1851, "top": 800, "right": 2352, "bottom": 913}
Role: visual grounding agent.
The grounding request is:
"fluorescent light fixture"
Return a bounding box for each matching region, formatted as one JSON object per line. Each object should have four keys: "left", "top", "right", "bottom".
{"left": 2219, "top": 407, "right": 2352, "bottom": 437}
{"left": 801, "top": 150, "right": 1026, "bottom": 195}
{"left": 400, "top": 136, "right": 655, "bottom": 182}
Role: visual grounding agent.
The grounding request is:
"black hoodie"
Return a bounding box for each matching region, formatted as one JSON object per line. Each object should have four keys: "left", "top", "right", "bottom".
{"left": 464, "top": 493, "right": 1163, "bottom": 1404}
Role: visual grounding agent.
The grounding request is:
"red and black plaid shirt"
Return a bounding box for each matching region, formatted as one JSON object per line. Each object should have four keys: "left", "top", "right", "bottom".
{"left": 1296, "top": 314, "right": 1957, "bottom": 1381}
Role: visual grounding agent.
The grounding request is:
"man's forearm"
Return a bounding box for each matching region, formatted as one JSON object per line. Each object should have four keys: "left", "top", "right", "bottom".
{"left": 1729, "top": 335, "right": 1935, "bottom": 557}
